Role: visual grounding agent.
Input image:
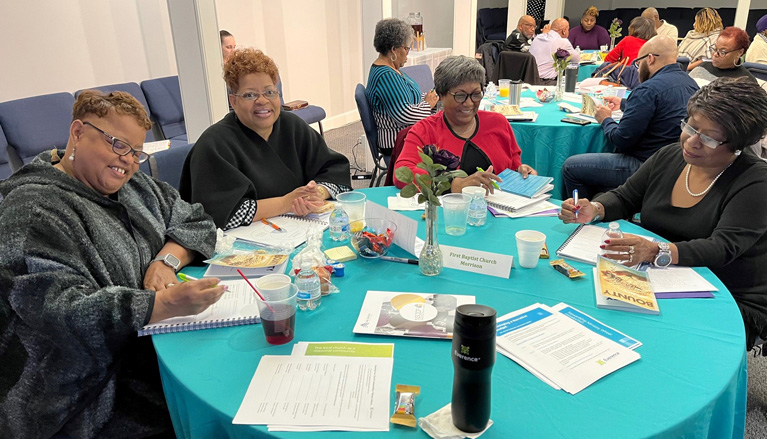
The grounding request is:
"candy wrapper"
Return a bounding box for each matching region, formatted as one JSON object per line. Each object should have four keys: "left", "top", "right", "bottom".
{"left": 550, "top": 259, "right": 585, "bottom": 279}
{"left": 391, "top": 384, "right": 420, "bottom": 428}
{"left": 536, "top": 88, "right": 554, "bottom": 103}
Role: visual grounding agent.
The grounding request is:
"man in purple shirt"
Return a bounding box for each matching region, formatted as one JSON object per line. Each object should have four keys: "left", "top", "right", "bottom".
{"left": 529, "top": 18, "right": 581, "bottom": 84}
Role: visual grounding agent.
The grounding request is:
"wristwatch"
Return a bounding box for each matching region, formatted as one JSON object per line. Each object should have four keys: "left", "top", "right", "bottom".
{"left": 152, "top": 254, "right": 181, "bottom": 272}
{"left": 653, "top": 242, "right": 672, "bottom": 268}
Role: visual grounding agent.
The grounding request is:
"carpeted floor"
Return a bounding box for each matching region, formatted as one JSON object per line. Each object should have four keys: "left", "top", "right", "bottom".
{"left": 324, "top": 120, "right": 767, "bottom": 438}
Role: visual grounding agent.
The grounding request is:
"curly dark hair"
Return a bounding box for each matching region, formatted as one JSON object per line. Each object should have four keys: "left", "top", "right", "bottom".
{"left": 373, "top": 18, "right": 414, "bottom": 54}
{"left": 687, "top": 77, "right": 767, "bottom": 152}
{"left": 223, "top": 48, "right": 279, "bottom": 92}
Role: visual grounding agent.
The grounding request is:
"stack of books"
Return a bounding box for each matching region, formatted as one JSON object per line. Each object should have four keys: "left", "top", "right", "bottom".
{"left": 486, "top": 169, "right": 556, "bottom": 217}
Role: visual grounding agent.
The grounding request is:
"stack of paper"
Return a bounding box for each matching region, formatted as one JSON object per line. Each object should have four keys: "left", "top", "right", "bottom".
{"left": 643, "top": 265, "right": 717, "bottom": 299}
{"left": 234, "top": 342, "right": 394, "bottom": 432}
{"left": 496, "top": 303, "right": 641, "bottom": 394}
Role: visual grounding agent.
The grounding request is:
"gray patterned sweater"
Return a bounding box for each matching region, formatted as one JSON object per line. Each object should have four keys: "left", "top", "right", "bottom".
{"left": 0, "top": 151, "right": 216, "bottom": 438}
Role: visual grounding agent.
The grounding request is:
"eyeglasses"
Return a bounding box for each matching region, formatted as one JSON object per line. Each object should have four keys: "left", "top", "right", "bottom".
{"left": 632, "top": 53, "right": 659, "bottom": 68}
{"left": 401, "top": 45, "right": 411, "bottom": 53}
{"left": 82, "top": 121, "right": 149, "bottom": 164}
{"left": 680, "top": 119, "right": 727, "bottom": 149}
{"left": 710, "top": 45, "right": 740, "bottom": 57}
{"left": 449, "top": 91, "right": 484, "bottom": 104}
{"left": 231, "top": 90, "right": 281, "bottom": 101}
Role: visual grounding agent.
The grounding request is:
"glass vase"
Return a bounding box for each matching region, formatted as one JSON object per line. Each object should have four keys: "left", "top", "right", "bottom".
{"left": 555, "top": 70, "right": 565, "bottom": 102}
{"left": 610, "top": 36, "right": 616, "bottom": 51}
{"left": 419, "top": 201, "right": 443, "bottom": 276}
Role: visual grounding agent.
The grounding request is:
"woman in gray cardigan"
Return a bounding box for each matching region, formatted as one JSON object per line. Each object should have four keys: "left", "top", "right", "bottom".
{"left": 0, "top": 90, "right": 224, "bottom": 439}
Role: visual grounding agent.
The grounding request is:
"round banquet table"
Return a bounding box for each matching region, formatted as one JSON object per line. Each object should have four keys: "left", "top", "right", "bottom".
{"left": 153, "top": 187, "right": 747, "bottom": 439}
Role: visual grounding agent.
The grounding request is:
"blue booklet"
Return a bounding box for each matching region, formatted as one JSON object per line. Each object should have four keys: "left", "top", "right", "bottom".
{"left": 496, "top": 169, "right": 553, "bottom": 198}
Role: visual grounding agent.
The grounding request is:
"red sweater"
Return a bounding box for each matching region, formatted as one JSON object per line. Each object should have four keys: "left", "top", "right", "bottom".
{"left": 605, "top": 36, "right": 647, "bottom": 64}
{"left": 393, "top": 111, "right": 522, "bottom": 188}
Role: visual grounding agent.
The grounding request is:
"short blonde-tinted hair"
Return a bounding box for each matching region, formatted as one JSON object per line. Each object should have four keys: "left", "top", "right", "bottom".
{"left": 73, "top": 90, "right": 151, "bottom": 131}
{"left": 582, "top": 6, "right": 599, "bottom": 19}
{"left": 694, "top": 8, "right": 723, "bottom": 35}
{"left": 223, "top": 48, "right": 280, "bottom": 92}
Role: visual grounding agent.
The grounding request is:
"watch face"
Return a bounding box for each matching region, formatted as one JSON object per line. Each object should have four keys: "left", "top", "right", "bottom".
{"left": 656, "top": 254, "right": 672, "bottom": 267}
{"left": 165, "top": 254, "right": 181, "bottom": 269}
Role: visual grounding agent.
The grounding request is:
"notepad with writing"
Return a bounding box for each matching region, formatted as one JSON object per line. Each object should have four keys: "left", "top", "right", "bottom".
{"left": 496, "top": 169, "right": 554, "bottom": 198}
{"left": 226, "top": 214, "right": 328, "bottom": 249}
{"left": 138, "top": 280, "right": 260, "bottom": 336}
{"left": 555, "top": 224, "right": 606, "bottom": 265}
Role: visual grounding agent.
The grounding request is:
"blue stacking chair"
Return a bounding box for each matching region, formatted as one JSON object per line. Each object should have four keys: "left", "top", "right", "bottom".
{"left": 139, "top": 142, "right": 194, "bottom": 190}
{"left": 0, "top": 92, "right": 75, "bottom": 172}
{"left": 0, "top": 124, "right": 13, "bottom": 180}
{"left": 276, "top": 75, "right": 326, "bottom": 136}
{"left": 677, "top": 56, "right": 690, "bottom": 72}
{"left": 76, "top": 83, "right": 158, "bottom": 142}
{"left": 141, "top": 76, "right": 188, "bottom": 143}
{"left": 744, "top": 62, "right": 767, "bottom": 82}
{"left": 400, "top": 65, "right": 435, "bottom": 94}
{"left": 354, "top": 83, "right": 389, "bottom": 187}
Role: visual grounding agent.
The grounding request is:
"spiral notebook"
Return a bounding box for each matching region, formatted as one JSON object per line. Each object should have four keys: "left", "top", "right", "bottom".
{"left": 226, "top": 214, "right": 328, "bottom": 249}
{"left": 485, "top": 190, "right": 552, "bottom": 212}
{"left": 138, "top": 280, "right": 260, "bottom": 336}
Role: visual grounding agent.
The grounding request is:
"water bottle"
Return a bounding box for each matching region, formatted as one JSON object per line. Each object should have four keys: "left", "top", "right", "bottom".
{"left": 329, "top": 204, "right": 350, "bottom": 241}
{"left": 462, "top": 187, "right": 487, "bottom": 227}
{"left": 295, "top": 261, "right": 321, "bottom": 311}
{"left": 601, "top": 222, "right": 623, "bottom": 256}
{"left": 451, "top": 304, "right": 496, "bottom": 433}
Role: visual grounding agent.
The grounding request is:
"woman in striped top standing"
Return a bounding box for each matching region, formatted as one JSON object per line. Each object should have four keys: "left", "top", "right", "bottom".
{"left": 366, "top": 18, "right": 439, "bottom": 155}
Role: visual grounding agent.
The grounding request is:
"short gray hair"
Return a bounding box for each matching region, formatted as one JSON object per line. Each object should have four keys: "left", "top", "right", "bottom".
{"left": 373, "top": 18, "right": 413, "bottom": 54}
{"left": 687, "top": 77, "right": 767, "bottom": 152}
{"left": 433, "top": 56, "right": 486, "bottom": 96}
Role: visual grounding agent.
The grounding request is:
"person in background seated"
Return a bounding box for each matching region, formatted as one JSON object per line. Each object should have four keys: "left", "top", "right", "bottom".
{"left": 605, "top": 17, "right": 656, "bottom": 64}
{"left": 0, "top": 90, "right": 223, "bottom": 438}
{"left": 503, "top": 15, "right": 537, "bottom": 52}
{"left": 559, "top": 78, "right": 767, "bottom": 351}
{"left": 393, "top": 56, "right": 536, "bottom": 194}
{"left": 567, "top": 6, "right": 610, "bottom": 50}
{"left": 220, "top": 29, "right": 236, "bottom": 61}
{"left": 562, "top": 36, "right": 699, "bottom": 199}
{"left": 746, "top": 15, "right": 767, "bottom": 64}
{"left": 366, "top": 18, "right": 438, "bottom": 156}
{"left": 678, "top": 7, "right": 723, "bottom": 71}
{"left": 641, "top": 7, "right": 679, "bottom": 41}
{"left": 180, "top": 48, "right": 351, "bottom": 229}
{"left": 529, "top": 18, "right": 581, "bottom": 85}
{"left": 690, "top": 27, "right": 756, "bottom": 86}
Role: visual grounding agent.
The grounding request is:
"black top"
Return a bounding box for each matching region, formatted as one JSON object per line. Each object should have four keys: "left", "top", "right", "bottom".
{"left": 696, "top": 61, "right": 757, "bottom": 82}
{"left": 596, "top": 144, "right": 767, "bottom": 348}
{"left": 179, "top": 111, "right": 351, "bottom": 228}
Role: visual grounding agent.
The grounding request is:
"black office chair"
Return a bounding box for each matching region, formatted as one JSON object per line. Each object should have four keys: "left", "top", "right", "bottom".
{"left": 354, "top": 83, "right": 388, "bottom": 187}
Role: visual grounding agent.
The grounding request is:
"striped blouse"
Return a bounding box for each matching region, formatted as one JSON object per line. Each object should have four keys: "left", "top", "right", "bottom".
{"left": 365, "top": 64, "right": 433, "bottom": 155}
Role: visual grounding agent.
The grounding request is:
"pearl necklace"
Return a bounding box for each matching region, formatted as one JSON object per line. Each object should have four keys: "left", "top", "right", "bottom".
{"left": 684, "top": 161, "right": 733, "bottom": 197}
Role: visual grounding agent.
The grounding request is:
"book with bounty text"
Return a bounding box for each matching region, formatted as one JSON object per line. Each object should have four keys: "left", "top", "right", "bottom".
{"left": 594, "top": 256, "right": 660, "bottom": 315}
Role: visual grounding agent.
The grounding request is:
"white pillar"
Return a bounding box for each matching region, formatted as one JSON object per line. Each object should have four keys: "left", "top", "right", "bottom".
{"left": 734, "top": 0, "right": 752, "bottom": 29}
{"left": 166, "top": 0, "right": 229, "bottom": 143}
{"left": 507, "top": 1, "right": 526, "bottom": 37}
{"left": 453, "top": 0, "right": 477, "bottom": 57}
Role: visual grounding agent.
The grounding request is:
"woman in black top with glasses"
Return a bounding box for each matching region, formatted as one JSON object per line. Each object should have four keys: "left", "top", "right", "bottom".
{"left": 393, "top": 55, "right": 536, "bottom": 193}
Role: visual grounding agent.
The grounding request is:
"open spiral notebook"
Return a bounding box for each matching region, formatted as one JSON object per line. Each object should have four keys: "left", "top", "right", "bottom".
{"left": 225, "top": 214, "right": 328, "bottom": 249}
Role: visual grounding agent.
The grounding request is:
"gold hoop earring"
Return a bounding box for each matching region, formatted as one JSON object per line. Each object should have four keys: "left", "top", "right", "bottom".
{"left": 390, "top": 52, "right": 397, "bottom": 62}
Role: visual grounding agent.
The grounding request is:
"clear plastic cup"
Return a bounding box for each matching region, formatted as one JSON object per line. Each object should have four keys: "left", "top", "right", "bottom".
{"left": 515, "top": 230, "right": 546, "bottom": 268}
{"left": 337, "top": 192, "right": 367, "bottom": 229}
{"left": 255, "top": 284, "right": 297, "bottom": 345}
{"left": 499, "top": 79, "right": 510, "bottom": 98}
{"left": 442, "top": 193, "right": 471, "bottom": 236}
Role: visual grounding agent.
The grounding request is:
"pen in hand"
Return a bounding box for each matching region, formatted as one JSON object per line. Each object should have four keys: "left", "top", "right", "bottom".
{"left": 476, "top": 167, "right": 500, "bottom": 189}
{"left": 177, "top": 273, "right": 198, "bottom": 282}
{"left": 573, "top": 189, "right": 579, "bottom": 219}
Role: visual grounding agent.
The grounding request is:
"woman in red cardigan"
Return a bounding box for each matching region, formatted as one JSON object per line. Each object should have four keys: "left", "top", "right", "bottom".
{"left": 605, "top": 17, "right": 657, "bottom": 64}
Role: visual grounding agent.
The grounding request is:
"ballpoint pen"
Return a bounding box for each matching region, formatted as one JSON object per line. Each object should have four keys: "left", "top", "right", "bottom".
{"left": 573, "top": 189, "right": 579, "bottom": 219}
{"left": 381, "top": 256, "right": 419, "bottom": 265}
{"left": 177, "top": 273, "right": 198, "bottom": 282}
{"left": 475, "top": 167, "right": 500, "bottom": 189}
{"left": 261, "top": 218, "right": 285, "bottom": 232}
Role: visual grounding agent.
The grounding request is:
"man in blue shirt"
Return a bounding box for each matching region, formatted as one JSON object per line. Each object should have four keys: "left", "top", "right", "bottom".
{"left": 562, "top": 36, "right": 699, "bottom": 198}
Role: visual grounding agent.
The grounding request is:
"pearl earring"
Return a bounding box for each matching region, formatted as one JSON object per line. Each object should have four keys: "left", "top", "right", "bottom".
{"left": 69, "top": 148, "right": 76, "bottom": 161}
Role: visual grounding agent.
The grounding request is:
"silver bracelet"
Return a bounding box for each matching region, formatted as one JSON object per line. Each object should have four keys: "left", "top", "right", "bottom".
{"left": 590, "top": 202, "right": 602, "bottom": 223}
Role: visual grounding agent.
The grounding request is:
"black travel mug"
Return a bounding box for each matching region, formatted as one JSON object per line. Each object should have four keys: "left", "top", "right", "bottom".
{"left": 451, "top": 304, "right": 496, "bottom": 433}
{"left": 565, "top": 65, "right": 579, "bottom": 93}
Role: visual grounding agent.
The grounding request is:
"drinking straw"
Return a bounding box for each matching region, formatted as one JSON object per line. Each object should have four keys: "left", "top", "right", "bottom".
{"left": 236, "top": 269, "right": 274, "bottom": 312}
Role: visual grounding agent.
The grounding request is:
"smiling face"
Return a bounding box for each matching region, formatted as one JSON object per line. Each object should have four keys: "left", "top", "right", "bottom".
{"left": 680, "top": 113, "right": 735, "bottom": 170}
{"left": 581, "top": 15, "right": 596, "bottom": 31}
{"left": 229, "top": 72, "right": 281, "bottom": 139}
{"left": 441, "top": 82, "right": 482, "bottom": 130}
{"left": 712, "top": 35, "right": 743, "bottom": 69}
{"left": 70, "top": 112, "right": 145, "bottom": 195}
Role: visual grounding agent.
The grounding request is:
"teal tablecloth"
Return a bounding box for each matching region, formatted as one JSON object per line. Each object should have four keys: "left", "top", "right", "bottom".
{"left": 153, "top": 187, "right": 747, "bottom": 439}
{"left": 505, "top": 91, "right": 612, "bottom": 199}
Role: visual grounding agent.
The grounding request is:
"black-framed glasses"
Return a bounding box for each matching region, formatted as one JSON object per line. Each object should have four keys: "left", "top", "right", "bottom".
{"left": 449, "top": 91, "right": 484, "bottom": 103}
{"left": 710, "top": 45, "right": 740, "bottom": 57}
{"left": 680, "top": 119, "right": 727, "bottom": 149}
{"left": 230, "top": 89, "right": 281, "bottom": 101}
{"left": 82, "top": 121, "right": 149, "bottom": 164}
{"left": 632, "top": 53, "right": 659, "bottom": 68}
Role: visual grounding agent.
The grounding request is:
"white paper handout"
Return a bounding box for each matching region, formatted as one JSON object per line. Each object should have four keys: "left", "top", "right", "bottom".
{"left": 644, "top": 266, "right": 718, "bottom": 293}
{"left": 496, "top": 303, "right": 640, "bottom": 394}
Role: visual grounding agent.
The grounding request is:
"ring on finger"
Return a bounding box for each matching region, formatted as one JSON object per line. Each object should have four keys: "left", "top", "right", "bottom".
{"left": 628, "top": 255, "right": 633, "bottom": 264}
{"left": 166, "top": 283, "right": 175, "bottom": 288}
{"left": 629, "top": 245, "right": 635, "bottom": 254}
